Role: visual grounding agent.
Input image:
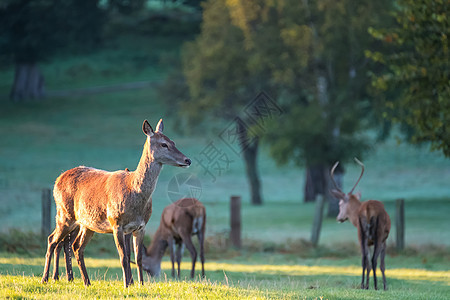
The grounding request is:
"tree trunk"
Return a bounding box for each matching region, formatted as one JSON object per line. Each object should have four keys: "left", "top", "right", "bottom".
{"left": 10, "top": 63, "right": 45, "bottom": 101}
{"left": 303, "top": 165, "right": 326, "bottom": 202}
{"left": 303, "top": 163, "right": 343, "bottom": 217}
{"left": 237, "top": 121, "right": 263, "bottom": 205}
{"left": 243, "top": 139, "right": 262, "bottom": 205}
{"left": 304, "top": 168, "right": 315, "bottom": 202}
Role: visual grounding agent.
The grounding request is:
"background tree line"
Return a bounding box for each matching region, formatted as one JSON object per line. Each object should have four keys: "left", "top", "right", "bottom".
{"left": 1, "top": 0, "right": 447, "bottom": 217}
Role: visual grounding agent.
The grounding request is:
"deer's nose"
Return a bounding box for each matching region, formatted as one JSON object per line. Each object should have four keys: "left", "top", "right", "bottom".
{"left": 185, "top": 158, "right": 191, "bottom": 166}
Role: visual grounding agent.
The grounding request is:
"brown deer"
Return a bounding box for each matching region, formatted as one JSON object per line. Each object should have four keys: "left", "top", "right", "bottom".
{"left": 51, "top": 168, "right": 132, "bottom": 283}
{"left": 141, "top": 198, "right": 206, "bottom": 279}
{"left": 330, "top": 158, "right": 391, "bottom": 290}
{"left": 41, "top": 119, "right": 191, "bottom": 287}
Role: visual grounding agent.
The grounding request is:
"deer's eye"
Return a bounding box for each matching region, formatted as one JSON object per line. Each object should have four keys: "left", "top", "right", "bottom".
{"left": 161, "top": 143, "right": 168, "bottom": 148}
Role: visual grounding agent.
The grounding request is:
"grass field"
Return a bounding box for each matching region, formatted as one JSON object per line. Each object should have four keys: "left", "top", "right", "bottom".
{"left": 0, "top": 251, "right": 449, "bottom": 299}
{"left": 1, "top": 32, "right": 449, "bottom": 299}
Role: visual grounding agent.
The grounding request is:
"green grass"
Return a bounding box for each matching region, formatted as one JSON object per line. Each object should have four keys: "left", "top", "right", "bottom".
{"left": 0, "top": 253, "right": 449, "bottom": 299}
{"left": 0, "top": 33, "right": 190, "bottom": 96}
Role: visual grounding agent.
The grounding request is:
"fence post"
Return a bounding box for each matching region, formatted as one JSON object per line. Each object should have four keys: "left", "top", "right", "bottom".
{"left": 396, "top": 198, "right": 405, "bottom": 250}
{"left": 42, "top": 188, "right": 51, "bottom": 238}
{"left": 311, "top": 194, "right": 325, "bottom": 246}
{"left": 230, "top": 196, "right": 241, "bottom": 249}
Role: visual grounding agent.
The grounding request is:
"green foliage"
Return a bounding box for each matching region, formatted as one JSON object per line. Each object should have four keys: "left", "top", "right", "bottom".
{"left": 176, "top": 0, "right": 393, "bottom": 168}
{"left": 261, "top": 0, "right": 393, "bottom": 167}
{"left": 179, "top": 0, "right": 253, "bottom": 124}
{"left": 367, "top": 0, "right": 449, "bottom": 156}
{"left": 107, "top": 0, "right": 147, "bottom": 15}
{"left": 0, "top": 0, "right": 105, "bottom": 63}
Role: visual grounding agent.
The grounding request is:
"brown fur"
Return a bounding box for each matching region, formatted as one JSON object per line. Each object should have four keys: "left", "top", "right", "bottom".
{"left": 41, "top": 119, "right": 191, "bottom": 287}
{"left": 331, "top": 159, "right": 391, "bottom": 290}
{"left": 142, "top": 198, "right": 206, "bottom": 279}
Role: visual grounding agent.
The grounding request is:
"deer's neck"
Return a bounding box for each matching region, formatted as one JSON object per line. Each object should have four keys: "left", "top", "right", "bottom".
{"left": 348, "top": 198, "right": 362, "bottom": 228}
{"left": 132, "top": 138, "right": 162, "bottom": 198}
{"left": 147, "top": 228, "right": 169, "bottom": 261}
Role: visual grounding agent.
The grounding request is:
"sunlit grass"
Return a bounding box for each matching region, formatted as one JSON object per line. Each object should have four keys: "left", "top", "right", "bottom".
{"left": 1, "top": 254, "right": 449, "bottom": 299}
{"left": 2, "top": 256, "right": 449, "bottom": 284}
{"left": 0, "top": 275, "right": 265, "bottom": 300}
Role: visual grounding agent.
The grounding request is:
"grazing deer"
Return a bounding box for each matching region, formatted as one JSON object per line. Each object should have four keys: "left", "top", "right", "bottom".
{"left": 330, "top": 158, "right": 391, "bottom": 290}
{"left": 41, "top": 119, "right": 191, "bottom": 287}
{"left": 142, "top": 198, "right": 206, "bottom": 279}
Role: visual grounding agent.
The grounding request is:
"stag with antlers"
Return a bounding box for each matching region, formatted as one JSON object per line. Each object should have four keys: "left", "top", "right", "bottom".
{"left": 330, "top": 158, "right": 391, "bottom": 290}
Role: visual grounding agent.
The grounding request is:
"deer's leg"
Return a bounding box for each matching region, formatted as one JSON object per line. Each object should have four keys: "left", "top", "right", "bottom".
{"left": 64, "top": 226, "right": 80, "bottom": 282}
{"left": 365, "top": 248, "right": 372, "bottom": 289}
{"left": 372, "top": 241, "right": 383, "bottom": 290}
{"left": 72, "top": 227, "right": 94, "bottom": 286}
{"left": 197, "top": 231, "right": 205, "bottom": 278}
{"left": 380, "top": 241, "right": 387, "bottom": 291}
{"left": 358, "top": 218, "right": 370, "bottom": 289}
{"left": 112, "top": 225, "right": 131, "bottom": 288}
{"left": 54, "top": 227, "right": 78, "bottom": 282}
{"left": 168, "top": 237, "right": 176, "bottom": 278}
{"left": 124, "top": 233, "right": 134, "bottom": 285}
{"left": 52, "top": 241, "right": 63, "bottom": 281}
{"left": 132, "top": 229, "right": 145, "bottom": 285}
{"left": 180, "top": 232, "right": 197, "bottom": 279}
{"left": 42, "top": 224, "right": 73, "bottom": 284}
{"left": 175, "top": 242, "right": 184, "bottom": 279}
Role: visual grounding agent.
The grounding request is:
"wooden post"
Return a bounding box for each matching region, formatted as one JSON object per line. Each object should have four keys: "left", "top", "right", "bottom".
{"left": 42, "top": 188, "right": 52, "bottom": 238}
{"left": 311, "top": 194, "right": 325, "bottom": 246}
{"left": 230, "top": 196, "right": 241, "bottom": 249}
{"left": 396, "top": 198, "right": 405, "bottom": 250}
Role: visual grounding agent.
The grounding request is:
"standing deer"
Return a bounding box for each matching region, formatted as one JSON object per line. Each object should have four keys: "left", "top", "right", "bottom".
{"left": 51, "top": 168, "right": 134, "bottom": 283}
{"left": 41, "top": 119, "right": 191, "bottom": 287}
{"left": 142, "top": 198, "right": 206, "bottom": 279}
{"left": 330, "top": 158, "right": 391, "bottom": 290}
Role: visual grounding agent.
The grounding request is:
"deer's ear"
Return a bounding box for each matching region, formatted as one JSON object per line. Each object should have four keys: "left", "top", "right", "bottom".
{"left": 155, "top": 118, "right": 164, "bottom": 133}
{"left": 143, "top": 120, "right": 154, "bottom": 137}
{"left": 330, "top": 189, "right": 345, "bottom": 200}
{"left": 354, "top": 191, "right": 361, "bottom": 200}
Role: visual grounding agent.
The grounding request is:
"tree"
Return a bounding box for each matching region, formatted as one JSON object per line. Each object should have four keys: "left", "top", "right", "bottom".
{"left": 260, "top": 0, "right": 392, "bottom": 216}
{"left": 216, "top": 0, "right": 389, "bottom": 215}
{"left": 367, "top": 0, "right": 449, "bottom": 156}
{"left": 167, "top": 0, "right": 273, "bottom": 205}
{"left": 0, "top": 0, "right": 104, "bottom": 101}
{"left": 168, "top": 0, "right": 390, "bottom": 212}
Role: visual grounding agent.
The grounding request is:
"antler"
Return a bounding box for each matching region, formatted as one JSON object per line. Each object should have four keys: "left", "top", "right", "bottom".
{"left": 330, "top": 161, "right": 343, "bottom": 193}
{"left": 349, "top": 157, "right": 365, "bottom": 194}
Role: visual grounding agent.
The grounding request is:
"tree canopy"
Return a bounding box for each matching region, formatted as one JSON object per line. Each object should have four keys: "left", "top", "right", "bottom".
{"left": 0, "top": 0, "right": 104, "bottom": 64}
{"left": 367, "top": 0, "right": 449, "bottom": 156}
{"left": 172, "top": 0, "right": 392, "bottom": 212}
